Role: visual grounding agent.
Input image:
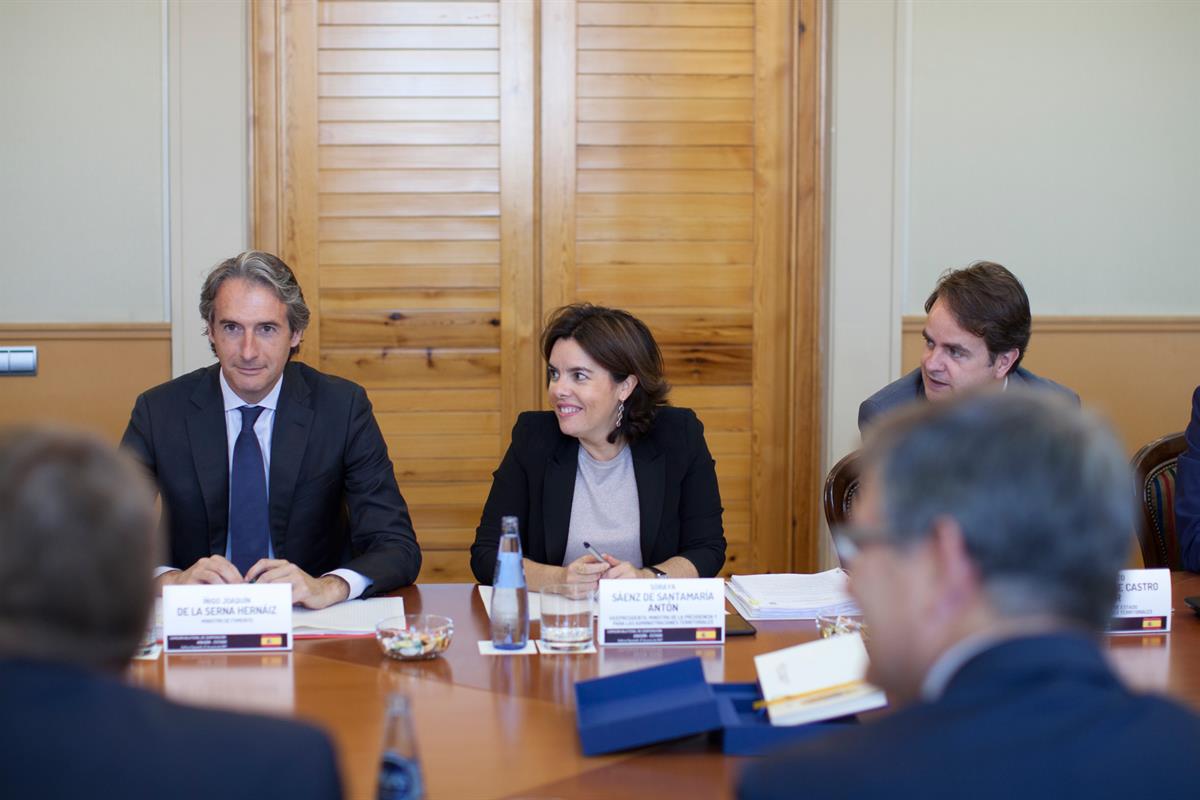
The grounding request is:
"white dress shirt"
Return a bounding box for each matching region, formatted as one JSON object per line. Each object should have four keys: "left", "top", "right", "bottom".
{"left": 156, "top": 370, "right": 371, "bottom": 600}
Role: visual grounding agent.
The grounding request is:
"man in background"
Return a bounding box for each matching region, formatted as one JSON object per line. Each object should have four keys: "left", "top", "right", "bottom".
{"left": 122, "top": 251, "right": 421, "bottom": 608}
{"left": 858, "top": 261, "right": 1077, "bottom": 432}
{"left": 741, "top": 391, "right": 1199, "bottom": 798}
{"left": 1175, "top": 384, "right": 1200, "bottom": 571}
{"left": 0, "top": 427, "right": 342, "bottom": 799}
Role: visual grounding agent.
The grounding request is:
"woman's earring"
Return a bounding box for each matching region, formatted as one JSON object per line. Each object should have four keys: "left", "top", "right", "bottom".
{"left": 616, "top": 401, "right": 624, "bottom": 428}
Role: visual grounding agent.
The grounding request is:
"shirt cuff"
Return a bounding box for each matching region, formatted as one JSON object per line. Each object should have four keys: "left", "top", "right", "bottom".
{"left": 154, "top": 566, "right": 180, "bottom": 579}
{"left": 324, "top": 568, "right": 372, "bottom": 601}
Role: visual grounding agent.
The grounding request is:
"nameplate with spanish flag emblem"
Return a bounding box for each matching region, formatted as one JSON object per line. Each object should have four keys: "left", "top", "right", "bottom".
{"left": 597, "top": 578, "right": 725, "bottom": 646}
{"left": 163, "top": 584, "right": 293, "bottom": 653}
{"left": 1109, "top": 568, "right": 1172, "bottom": 635}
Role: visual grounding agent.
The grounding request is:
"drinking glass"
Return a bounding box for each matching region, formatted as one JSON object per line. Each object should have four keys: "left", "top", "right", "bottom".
{"left": 539, "top": 583, "right": 594, "bottom": 652}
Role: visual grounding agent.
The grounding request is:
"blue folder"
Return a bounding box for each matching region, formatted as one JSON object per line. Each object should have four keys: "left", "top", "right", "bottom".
{"left": 574, "top": 657, "right": 858, "bottom": 757}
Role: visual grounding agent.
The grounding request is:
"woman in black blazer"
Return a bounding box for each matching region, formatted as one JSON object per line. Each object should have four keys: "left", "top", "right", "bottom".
{"left": 471, "top": 304, "right": 726, "bottom": 589}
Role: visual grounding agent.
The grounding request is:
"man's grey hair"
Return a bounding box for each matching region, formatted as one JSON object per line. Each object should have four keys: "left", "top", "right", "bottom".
{"left": 199, "top": 251, "right": 310, "bottom": 357}
{"left": 863, "top": 390, "right": 1133, "bottom": 630}
{"left": 0, "top": 427, "right": 160, "bottom": 669}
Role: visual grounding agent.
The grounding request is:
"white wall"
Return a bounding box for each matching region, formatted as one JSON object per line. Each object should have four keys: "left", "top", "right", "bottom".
{"left": 906, "top": 0, "right": 1200, "bottom": 315}
{"left": 0, "top": 0, "right": 248, "bottom": 375}
{"left": 827, "top": 0, "right": 1200, "bottom": 467}
{"left": 0, "top": 0, "right": 165, "bottom": 323}
{"left": 826, "top": 0, "right": 907, "bottom": 467}
{"left": 169, "top": 0, "right": 248, "bottom": 375}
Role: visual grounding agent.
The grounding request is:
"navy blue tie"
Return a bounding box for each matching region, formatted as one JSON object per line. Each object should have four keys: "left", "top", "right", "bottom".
{"left": 229, "top": 405, "right": 270, "bottom": 575}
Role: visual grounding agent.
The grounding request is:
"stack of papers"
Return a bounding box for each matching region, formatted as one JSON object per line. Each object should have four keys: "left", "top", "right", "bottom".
{"left": 292, "top": 597, "right": 405, "bottom": 637}
{"left": 726, "top": 569, "right": 861, "bottom": 620}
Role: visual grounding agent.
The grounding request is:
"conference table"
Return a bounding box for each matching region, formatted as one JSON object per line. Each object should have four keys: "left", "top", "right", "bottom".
{"left": 129, "top": 573, "right": 1200, "bottom": 799}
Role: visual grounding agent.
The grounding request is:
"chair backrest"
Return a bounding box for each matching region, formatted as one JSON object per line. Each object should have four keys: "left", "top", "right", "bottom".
{"left": 1130, "top": 432, "right": 1187, "bottom": 569}
{"left": 823, "top": 450, "right": 862, "bottom": 530}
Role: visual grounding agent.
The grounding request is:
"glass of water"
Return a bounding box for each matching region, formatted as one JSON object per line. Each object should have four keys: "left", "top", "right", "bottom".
{"left": 539, "top": 583, "right": 594, "bottom": 652}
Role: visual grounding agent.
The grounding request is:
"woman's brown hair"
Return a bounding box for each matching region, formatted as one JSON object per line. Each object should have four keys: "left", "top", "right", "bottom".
{"left": 541, "top": 304, "right": 670, "bottom": 443}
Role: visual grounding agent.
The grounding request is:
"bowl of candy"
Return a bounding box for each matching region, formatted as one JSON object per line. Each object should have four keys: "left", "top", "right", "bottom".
{"left": 376, "top": 614, "right": 454, "bottom": 661}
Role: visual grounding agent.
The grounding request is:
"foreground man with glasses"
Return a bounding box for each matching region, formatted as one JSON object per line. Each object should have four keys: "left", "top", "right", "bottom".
{"left": 739, "top": 391, "right": 1199, "bottom": 799}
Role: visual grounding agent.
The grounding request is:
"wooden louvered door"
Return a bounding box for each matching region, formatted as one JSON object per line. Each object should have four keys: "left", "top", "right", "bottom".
{"left": 253, "top": 1, "right": 822, "bottom": 580}
{"left": 254, "top": 0, "right": 537, "bottom": 581}
{"left": 541, "top": 0, "right": 801, "bottom": 576}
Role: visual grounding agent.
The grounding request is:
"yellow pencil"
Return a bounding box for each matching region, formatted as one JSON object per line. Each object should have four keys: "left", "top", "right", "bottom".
{"left": 752, "top": 679, "right": 866, "bottom": 711}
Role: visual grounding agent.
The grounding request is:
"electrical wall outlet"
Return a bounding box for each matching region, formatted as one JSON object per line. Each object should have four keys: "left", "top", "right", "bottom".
{"left": 0, "top": 346, "right": 37, "bottom": 376}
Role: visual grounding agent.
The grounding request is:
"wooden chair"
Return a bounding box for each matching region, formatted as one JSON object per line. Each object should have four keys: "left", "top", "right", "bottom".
{"left": 1130, "top": 432, "right": 1187, "bottom": 569}
{"left": 823, "top": 450, "right": 862, "bottom": 530}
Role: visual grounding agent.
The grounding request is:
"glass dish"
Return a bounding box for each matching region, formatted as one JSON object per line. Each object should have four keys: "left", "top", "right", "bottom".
{"left": 376, "top": 614, "right": 454, "bottom": 661}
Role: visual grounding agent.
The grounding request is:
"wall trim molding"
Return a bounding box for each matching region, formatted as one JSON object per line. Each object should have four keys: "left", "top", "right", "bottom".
{"left": 0, "top": 323, "right": 172, "bottom": 341}
{"left": 902, "top": 315, "right": 1200, "bottom": 334}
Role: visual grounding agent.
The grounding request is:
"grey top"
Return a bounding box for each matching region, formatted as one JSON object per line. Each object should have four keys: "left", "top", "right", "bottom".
{"left": 562, "top": 444, "right": 642, "bottom": 568}
{"left": 857, "top": 366, "right": 1080, "bottom": 434}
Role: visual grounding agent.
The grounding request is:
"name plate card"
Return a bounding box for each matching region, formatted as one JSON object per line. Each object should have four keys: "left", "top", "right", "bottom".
{"left": 1109, "top": 568, "right": 1172, "bottom": 634}
{"left": 163, "top": 584, "right": 293, "bottom": 653}
{"left": 597, "top": 578, "right": 725, "bottom": 646}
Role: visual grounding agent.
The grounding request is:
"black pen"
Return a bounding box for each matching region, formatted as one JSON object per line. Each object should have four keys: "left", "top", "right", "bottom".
{"left": 582, "top": 541, "right": 608, "bottom": 563}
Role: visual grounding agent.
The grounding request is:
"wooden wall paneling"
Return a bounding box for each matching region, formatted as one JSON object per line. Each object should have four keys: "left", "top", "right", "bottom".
{"left": 790, "top": 0, "right": 825, "bottom": 571}
{"left": 901, "top": 316, "right": 1200, "bottom": 456}
{"left": 573, "top": 0, "right": 767, "bottom": 573}
{"left": 281, "top": 0, "right": 322, "bottom": 357}
{"left": 751, "top": 0, "right": 795, "bottom": 573}
{"left": 0, "top": 324, "right": 172, "bottom": 442}
{"left": 499, "top": 0, "right": 539, "bottom": 445}
{"left": 307, "top": 0, "right": 507, "bottom": 581}
{"left": 254, "top": 0, "right": 823, "bottom": 581}
{"left": 540, "top": 0, "right": 578, "bottom": 331}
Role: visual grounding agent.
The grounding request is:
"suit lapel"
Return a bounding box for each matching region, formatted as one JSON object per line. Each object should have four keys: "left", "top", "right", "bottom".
{"left": 633, "top": 437, "right": 665, "bottom": 560}
{"left": 543, "top": 435, "right": 579, "bottom": 566}
{"left": 186, "top": 367, "right": 230, "bottom": 556}
{"left": 268, "top": 364, "right": 314, "bottom": 560}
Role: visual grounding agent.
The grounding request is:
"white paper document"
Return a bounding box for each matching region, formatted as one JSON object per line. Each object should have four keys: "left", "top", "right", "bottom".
{"left": 754, "top": 633, "right": 887, "bottom": 726}
{"left": 477, "top": 585, "right": 542, "bottom": 622}
{"left": 292, "top": 597, "right": 405, "bottom": 637}
{"left": 726, "top": 569, "right": 862, "bottom": 620}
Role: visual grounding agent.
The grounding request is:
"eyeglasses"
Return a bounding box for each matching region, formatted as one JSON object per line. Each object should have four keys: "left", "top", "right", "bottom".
{"left": 831, "top": 523, "right": 894, "bottom": 566}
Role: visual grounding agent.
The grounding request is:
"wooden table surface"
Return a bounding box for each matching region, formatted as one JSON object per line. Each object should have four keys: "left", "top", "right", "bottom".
{"left": 128, "top": 572, "right": 1200, "bottom": 799}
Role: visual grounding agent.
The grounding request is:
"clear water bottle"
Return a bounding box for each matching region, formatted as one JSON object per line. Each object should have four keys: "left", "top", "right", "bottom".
{"left": 377, "top": 694, "right": 424, "bottom": 800}
{"left": 490, "top": 515, "right": 530, "bottom": 650}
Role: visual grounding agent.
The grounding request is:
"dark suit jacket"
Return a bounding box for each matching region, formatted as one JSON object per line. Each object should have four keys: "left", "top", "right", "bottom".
{"left": 121, "top": 362, "right": 420, "bottom": 594}
{"left": 858, "top": 366, "right": 1080, "bottom": 433}
{"left": 738, "top": 634, "right": 1200, "bottom": 799}
{"left": 1176, "top": 386, "right": 1200, "bottom": 571}
{"left": 0, "top": 659, "right": 342, "bottom": 799}
{"left": 470, "top": 406, "right": 725, "bottom": 583}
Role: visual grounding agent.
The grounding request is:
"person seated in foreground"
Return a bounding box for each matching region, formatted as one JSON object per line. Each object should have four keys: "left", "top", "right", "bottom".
{"left": 0, "top": 427, "right": 342, "bottom": 800}
{"left": 858, "top": 261, "right": 1077, "bottom": 433}
{"left": 470, "top": 303, "right": 726, "bottom": 591}
{"left": 121, "top": 251, "right": 420, "bottom": 608}
{"left": 739, "top": 391, "right": 1200, "bottom": 799}
{"left": 1176, "top": 385, "right": 1200, "bottom": 571}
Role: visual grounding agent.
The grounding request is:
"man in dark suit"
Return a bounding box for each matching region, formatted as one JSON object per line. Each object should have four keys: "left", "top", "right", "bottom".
{"left": 0, "top": 427, "right": 343, "bottom": 799}
{"left": 122, "top": 252, "right": 420, "bottom": 608}
{"left": 739, "top": 391, "right": 1200, "bottom": 799}
{"left": 858, "top": 261, "right": 1078, "bottom": 433}
{"left": 1176, "top": 386, "right": 1200, "bottom": 571}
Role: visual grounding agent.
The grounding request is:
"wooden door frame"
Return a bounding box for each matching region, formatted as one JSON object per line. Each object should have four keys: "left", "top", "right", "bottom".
{"left": 250, "top": 0, "right": 320, "bottom": 357}
{"left": 791, "top": 0, "right": 827, "bottom": 572}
